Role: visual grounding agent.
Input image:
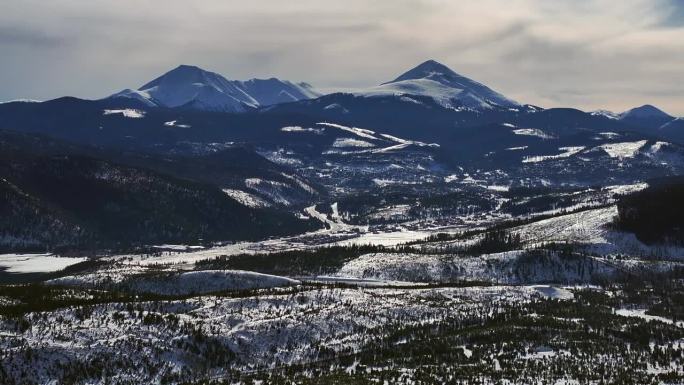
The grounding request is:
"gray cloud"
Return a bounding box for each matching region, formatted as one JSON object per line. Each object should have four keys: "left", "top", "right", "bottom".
{"left": 0, "top": 0, "right": 682, "bottom": 115}
{"left": 0, "top": 26, "right": 66, "bottom": 47}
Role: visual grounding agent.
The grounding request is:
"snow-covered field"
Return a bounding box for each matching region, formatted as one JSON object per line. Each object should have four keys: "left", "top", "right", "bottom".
{"left": 335, "top": 229, "right": 432, "bottom": 247}
{"left": 598, "top": 140, "right": 648, "bottom": 158}
{"left": 0, "top": 253, "right": 87, "bottom": 273}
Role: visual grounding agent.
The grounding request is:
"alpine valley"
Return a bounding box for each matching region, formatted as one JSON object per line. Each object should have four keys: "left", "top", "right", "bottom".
{"left": 2, "top": 60, "right": 684, "bottom": 385}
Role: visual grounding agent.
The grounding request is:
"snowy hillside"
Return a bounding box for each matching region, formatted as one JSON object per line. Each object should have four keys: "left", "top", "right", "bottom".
{"left": 50, "top": 268, "right": 299, "bottom": 295}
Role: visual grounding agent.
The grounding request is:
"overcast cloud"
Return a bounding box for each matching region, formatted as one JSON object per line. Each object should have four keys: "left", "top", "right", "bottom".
{"left": 1, "top": 0, "right": 682, "bottom": 115}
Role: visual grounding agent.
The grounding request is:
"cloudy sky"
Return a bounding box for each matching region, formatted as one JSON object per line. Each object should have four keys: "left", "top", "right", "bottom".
{"left": 1, "top": 0, "right": 683, "bottom": 115}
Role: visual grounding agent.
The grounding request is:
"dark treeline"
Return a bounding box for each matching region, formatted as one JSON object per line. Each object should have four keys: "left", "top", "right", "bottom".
{"left": 614, "top": 178, "right": 684, "bottom": 245}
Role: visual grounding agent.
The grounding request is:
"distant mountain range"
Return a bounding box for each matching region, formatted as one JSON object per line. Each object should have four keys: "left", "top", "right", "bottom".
{"left": 105, "top": 60, "right": 681, "bottom": 121}
{"left": 109, "top": 64, "right": 320, "bottom": 112}
{"left": 1, "top": 59, "right": 683, "bottom": 250}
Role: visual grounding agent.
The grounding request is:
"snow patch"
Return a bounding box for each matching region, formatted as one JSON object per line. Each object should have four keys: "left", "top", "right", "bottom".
{"left": 598, "top": 140, "right": 648, "bottom": 159}
{"left": 523, "top": 147, "right": 584, "bottom": 163}
{"left": 164, "top": 120, "right": 191, "bottom": 128}
{"left": 531, "top": 285, "right": 574, "bottom": 300}
{"left": 332, "top": 138, "right": 376, "bottom": 148}
{"left": 281, "top": 126, "right": 324, "bottom": 134}
{"left": 317, "top": 122, "right": 378, "bottom": 140}
{"left": 103, "top": 109, "right": 145, "bottom": 118}
{"left": 512, "top": 128, "right": 554, "bottom": 139}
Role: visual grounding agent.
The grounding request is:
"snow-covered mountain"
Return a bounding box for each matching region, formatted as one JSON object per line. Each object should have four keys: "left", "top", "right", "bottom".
{"left": 109, "top": 65, "right": 320, "bottom": 112}
{"left": 354, "top": 59, "right": 520, "bottom": 110}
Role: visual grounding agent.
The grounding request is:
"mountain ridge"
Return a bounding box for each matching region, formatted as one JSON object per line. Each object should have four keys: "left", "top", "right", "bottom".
{"left": 109, "top": 64, "right": 320, "bottom": 112}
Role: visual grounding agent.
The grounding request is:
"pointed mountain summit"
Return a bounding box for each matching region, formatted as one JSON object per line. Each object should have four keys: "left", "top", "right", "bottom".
{"left": 108, "top": 65, "right": 320, "bottom": 112}
{"left": 386, "top": 59, "right": 467, "bottom": 83}
{"left": 620, "top": 104, "right": 673, "bottom": 120}
{"left": 619, "top": 104, "right": 675, "bottom": 129}
{"left": 357, "top": 59, "right": 519, "bottom": 110}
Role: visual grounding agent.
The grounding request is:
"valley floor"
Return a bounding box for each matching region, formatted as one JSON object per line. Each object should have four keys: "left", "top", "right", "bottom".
{"left": 2, "top": 184, "right": 684, "bottom": 384}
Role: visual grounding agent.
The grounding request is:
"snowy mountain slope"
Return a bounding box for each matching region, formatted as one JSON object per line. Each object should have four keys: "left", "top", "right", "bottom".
{"left": 109, "top": 65, "right": 320, "bottom": 112}
{"left": 240, "top": 78, "right": 320, "bottom": 106}
{"left": 355, "top": 60, "right": 520, "bottom": 110}
{"left": 507, "top": 205, "right": 684, "bottom": 258}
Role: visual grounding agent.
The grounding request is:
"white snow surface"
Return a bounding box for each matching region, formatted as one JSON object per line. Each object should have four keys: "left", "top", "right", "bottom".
{"left": 316, "top": 122, "right": 438, "bottom": 154}
{"left": 244, "top": 178, "right": 292, "bottom": 206}
{"left": 522, "top": 147, "right": 585, "bottom": 163}
{"left": 512, "top": 128, "right": 554, "bottom": 139}
{"left": 280, "top": 126, "right": 324, "bottom": 134}
{"left": 0, "top": 99, "right": 41, "bottom": 104}
{"left": 532, "top": 285, "right": 574, "bottom": 300}
{"left": 0, "top": 253, "right": 87, "bottom": 273}
{"left": 590, "top": 110, "right": 620, "bottom": 120}
{"left": 332, "top": 137, "right": 376, "bottom": 148}
{"left": 316, "top": 122, "right": 379, "bottom": 140}
{"left": 598, "top": 140, "right": 648, "bottom": 159}
{"left": 103, "top": 109, "right": 145, "bottom": 118}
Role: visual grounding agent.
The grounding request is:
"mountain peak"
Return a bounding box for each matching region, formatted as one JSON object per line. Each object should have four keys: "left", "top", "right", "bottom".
{"left": 621, "top": 104, "right": 673, "bottom": 119}
{"left": 365, "top": 59, "right": 519, "bottom": 110}
{"left": 140, "top": 65, "right": 225, "bottom": 91}
{"left": 108, "top": 65, "right": 319, "bottom": 112}
{"left": 175, "top": 64, "right": 203, "bottom": 71}
{"left": 387, "top": 59, "right": 462, "bottom": 84}
{"left": 409, "top": 59, "right": 453, "bottom": 73}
